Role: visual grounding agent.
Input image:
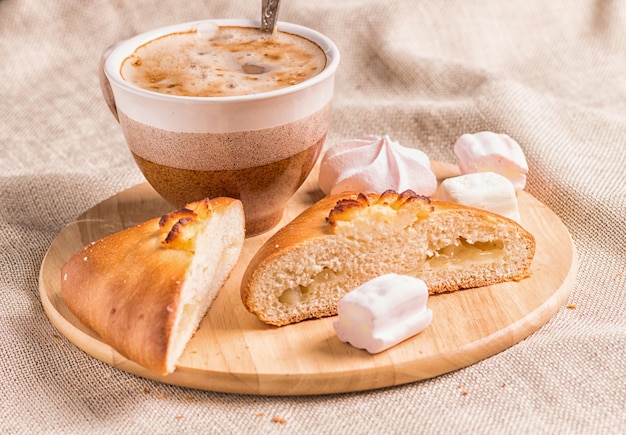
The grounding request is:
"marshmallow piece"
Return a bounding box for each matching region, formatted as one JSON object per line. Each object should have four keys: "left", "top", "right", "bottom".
{"left": 454, "top": 132, "right": 529, "bottom": 191}
{"left": 333, "top": 273, "right": 433, "bottom": 354}
{"left": 319, "top": 135, "right": 437, "bottom": 197}
{"left": 437, "top": 172, "right": 521, "bottom": 223}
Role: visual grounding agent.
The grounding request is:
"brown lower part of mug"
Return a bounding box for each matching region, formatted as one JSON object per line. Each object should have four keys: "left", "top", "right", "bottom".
{"left": 131, "top": 138, "right": 323, "bottom": 237}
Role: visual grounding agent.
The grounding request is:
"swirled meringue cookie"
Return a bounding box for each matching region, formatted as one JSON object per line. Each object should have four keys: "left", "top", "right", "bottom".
{"left": 318, "top": 135, "right": 437, "bottom": 196}
{"left": 454, "top": 132, "right": 528, "bottom": 191}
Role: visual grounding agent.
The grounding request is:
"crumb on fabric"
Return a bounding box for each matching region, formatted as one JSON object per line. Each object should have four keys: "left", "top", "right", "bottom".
{"left": 272, "top": 416, "right": 286, "bottom": 424}
{"left": 566, "top": 304, "right": 576, "bottom": 310}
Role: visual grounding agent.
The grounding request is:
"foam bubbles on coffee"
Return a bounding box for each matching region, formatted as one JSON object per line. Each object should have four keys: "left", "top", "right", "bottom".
{"left": 121, "top": 26, "right": 326, "bottom": 97}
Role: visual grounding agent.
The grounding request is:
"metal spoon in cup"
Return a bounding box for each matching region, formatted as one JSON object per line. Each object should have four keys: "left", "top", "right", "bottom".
{"left": 260, "top": 0, "right": 281, "bottom": 33}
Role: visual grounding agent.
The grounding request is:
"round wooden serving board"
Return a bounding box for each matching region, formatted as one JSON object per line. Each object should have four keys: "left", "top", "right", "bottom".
{"left": 39, "top": 162, "right": 577, "bottom": 395}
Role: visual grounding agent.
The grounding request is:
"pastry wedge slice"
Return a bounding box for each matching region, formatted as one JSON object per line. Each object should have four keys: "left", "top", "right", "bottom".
{"left": 241, "top": 190, "right": 535, "bottom": 326}
{"left": 61, "top": 197, "right": 245, "bottom": 375}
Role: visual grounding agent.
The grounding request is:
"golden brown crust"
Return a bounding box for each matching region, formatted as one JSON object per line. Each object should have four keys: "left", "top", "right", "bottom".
{"left": 61, "top": 197, "right": 244, "bottom": 375}
{"left": 327, "top": 189, "right": 433, "bottom": 227}
{"left": 241, "top": 190, "right": 535, "bottom": 326}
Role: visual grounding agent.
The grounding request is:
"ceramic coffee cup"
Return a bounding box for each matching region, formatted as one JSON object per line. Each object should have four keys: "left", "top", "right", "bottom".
{"left": 100, "top": 19, "right": 340, "bottom": 236}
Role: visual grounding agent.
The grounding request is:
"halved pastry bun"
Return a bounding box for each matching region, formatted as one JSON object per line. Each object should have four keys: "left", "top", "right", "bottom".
{"left": 61, "top": 197, "right": 245, "bottom": 375}
{"left": 241, "top": 190, "right": 535, "bottom": 326}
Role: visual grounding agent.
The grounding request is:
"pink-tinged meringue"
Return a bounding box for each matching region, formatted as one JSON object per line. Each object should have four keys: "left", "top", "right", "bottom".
{"left": 453, "top": 132, "right": 529, "bottom": 191}
{"left": 437, "top": 172, "right": 521, "bottom": 223}
{"left": 318, "top": 135, "right": 437, "bottom": 196}
{"left": 333, "top": 273, "right": 433, "bottom": 354}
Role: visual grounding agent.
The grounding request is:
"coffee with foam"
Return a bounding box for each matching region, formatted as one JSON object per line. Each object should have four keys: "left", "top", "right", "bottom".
{"left": 121, "top": 25, "right": 326, "bottom": 97}
{"left": 102, "top": 19, "right": 339, "bottom": 236}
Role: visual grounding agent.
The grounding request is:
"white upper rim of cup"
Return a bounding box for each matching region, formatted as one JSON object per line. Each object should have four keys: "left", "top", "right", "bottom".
{"left": 103, "top": 19, "right": 339, "bottom": 133}
{"left": 103, "top": 19, "right": 340, "bottom": 104}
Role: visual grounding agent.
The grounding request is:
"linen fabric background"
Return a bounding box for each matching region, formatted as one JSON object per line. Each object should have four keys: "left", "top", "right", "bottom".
{"left": 1, "top": 0, "right": 625, "bottom": 433}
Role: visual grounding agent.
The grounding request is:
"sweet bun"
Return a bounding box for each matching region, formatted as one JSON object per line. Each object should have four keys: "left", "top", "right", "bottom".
{"left": 61, "top": 197, "right": 245, "bottom": 375}
{"left": 241, "top": 190, "right": 535, "bottom": 326}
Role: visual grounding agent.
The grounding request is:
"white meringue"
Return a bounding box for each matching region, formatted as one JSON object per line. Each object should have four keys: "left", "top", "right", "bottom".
{"left": 437, "top": 172, "right": 521, "bottom": 223}
{"left": 333, "top": 273, "right": 433, "bottom": 354}
{"left": 318, "top": 135, "right": 437, "bottom": 196}
{"left": 453, "top": 131, "right": 529, "bottom": 191}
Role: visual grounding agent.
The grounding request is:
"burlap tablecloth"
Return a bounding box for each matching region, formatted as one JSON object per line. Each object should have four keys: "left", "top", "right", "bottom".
{"left": 2, "top": 0, "right": 624, "bottom": 433}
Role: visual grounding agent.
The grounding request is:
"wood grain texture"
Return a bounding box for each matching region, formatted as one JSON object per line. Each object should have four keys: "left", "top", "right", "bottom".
{"left": 39, "top": 162, "right": 577, "bottom": 395}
